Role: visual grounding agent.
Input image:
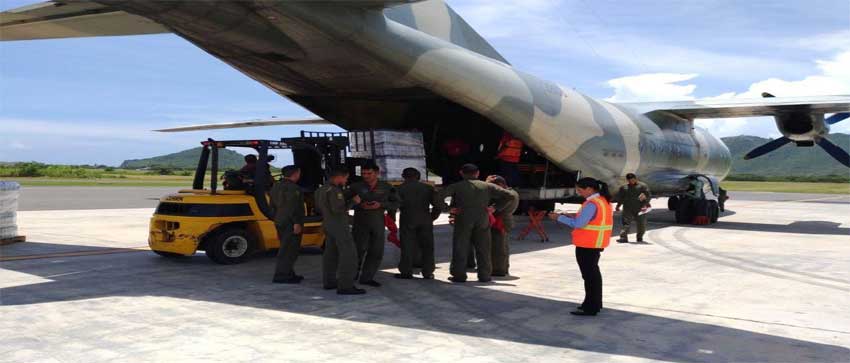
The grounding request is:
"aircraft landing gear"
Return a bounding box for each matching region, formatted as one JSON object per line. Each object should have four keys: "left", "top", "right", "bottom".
{"left": 670, "top": 196, "right": 719, "bottom": 225}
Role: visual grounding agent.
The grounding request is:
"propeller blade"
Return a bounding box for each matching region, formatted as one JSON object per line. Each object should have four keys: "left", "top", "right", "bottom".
{"left": 744, "top": 137, "right": 792, "bottom": 160}
{"left": 817, "top": 138, "right": 850, "bottom": 167}
{"left": 825, "top": 112, "right": 849, "bottom": 125}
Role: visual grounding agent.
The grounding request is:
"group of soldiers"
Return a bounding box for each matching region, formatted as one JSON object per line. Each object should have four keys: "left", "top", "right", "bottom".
{"left": 269, "top": 162, "right": 520, "bottom": 295}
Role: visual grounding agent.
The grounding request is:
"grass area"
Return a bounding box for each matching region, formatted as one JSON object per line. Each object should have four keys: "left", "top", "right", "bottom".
{"left": 4, "top": 177, "right": 193, "bottom": 187}
{"left": 0, "top": 162, "right": 204, "bottom": 187}
{"left": 722, "top": 181, "right": 850, "bottom": 194}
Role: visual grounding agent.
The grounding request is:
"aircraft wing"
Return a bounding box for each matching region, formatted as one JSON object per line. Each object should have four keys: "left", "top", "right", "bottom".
{"left": 622, "top": 95, "right": 850, "bottom": 120}
{"left": 154, "top": 118, "right": 332, "bottom": 133}
{"left": 0, "top": 1, "right": 169, "bottom": 41}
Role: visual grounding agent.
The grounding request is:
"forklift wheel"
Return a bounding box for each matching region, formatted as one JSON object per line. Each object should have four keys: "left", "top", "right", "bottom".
{"left": 204, "top": 227, "right": 253, "bottom": 264}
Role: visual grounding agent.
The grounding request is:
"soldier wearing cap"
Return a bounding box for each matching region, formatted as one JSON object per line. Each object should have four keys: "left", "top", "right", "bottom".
{"left": 438, "top": 163, "right": 514, "bottom": 283}
{"left": 485, "top": 175, "right": 520, "bottom": 276}
{"left": 395, "top": 168, "right": 443, "bottom": 279}
{"left": 316, "top": 167, "right": 365, "bottom": 295}
{"left": 271, "top": 165, "right": 305, "bottom": 284}
{"left": 615, "top": 173, "right": 651, "bottom": 243}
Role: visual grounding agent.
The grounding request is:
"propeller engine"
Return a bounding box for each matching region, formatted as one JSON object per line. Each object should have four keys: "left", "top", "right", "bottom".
{"left": 743, "top": 92, "right": 850, "bottom": 167}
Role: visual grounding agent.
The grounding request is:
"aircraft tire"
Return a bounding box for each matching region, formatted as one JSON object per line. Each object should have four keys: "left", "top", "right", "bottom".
{"left": 668, "top": 196, "right": 679, "bottom": 211}
{"left": 708, "top": 200, "right": 720, "bottom": 223}
{"left": 675, "top": 198, "right": 692, "bottom": 224}
{"left": 204, "top": 227, "right": 253, "bottom": 265}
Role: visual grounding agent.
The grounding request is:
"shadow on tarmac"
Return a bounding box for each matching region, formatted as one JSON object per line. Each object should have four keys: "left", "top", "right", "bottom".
{"left": 2, "top": 221, "right": 849, "bottom": 362}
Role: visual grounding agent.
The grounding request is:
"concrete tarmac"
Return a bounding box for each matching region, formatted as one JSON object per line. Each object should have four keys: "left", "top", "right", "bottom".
{"left": 1, "top": 191, "right": 849, "bottom": 362}
{"left": 16, "top": 185, "right": 850, "bottom": 211}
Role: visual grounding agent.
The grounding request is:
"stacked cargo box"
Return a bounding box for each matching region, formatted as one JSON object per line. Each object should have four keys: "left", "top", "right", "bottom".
{"left": 0, "top": 182, "right": 20, "bottom": 241}
{"left": 350, "top": 130, "right": 427, "bottom": 181}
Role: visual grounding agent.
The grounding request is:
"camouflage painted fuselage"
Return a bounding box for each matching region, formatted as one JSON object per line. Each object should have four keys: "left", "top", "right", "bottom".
{"left": 101, "top": 0, "right": 731, "bottom": 194}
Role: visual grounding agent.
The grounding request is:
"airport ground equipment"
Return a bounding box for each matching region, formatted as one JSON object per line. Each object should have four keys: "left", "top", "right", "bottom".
{"left": 148, "top": 135, "right": 348, "bottom": 264}
{"left": 667, "top": 175, "right": 721, "bottom": 225}
{"left": 0, "top": 181, "right": 24, "bottom": 245}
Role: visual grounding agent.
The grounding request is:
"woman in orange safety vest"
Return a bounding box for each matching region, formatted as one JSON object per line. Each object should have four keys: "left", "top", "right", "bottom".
{"left": 548, "top": 177, "right": 613, "bottom": 316}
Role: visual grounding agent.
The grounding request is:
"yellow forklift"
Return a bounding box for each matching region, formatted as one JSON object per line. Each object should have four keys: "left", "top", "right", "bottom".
{"left": 148, "top": 133, "right": 349, "bottom": 264}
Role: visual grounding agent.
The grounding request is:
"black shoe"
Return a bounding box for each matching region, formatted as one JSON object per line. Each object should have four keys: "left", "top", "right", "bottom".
{"left": 448, "top": 276, "right": 466, "bottom": 283}
{"left": 617, "top": 237, "right": 629, "bottom": 243}
{"left": 578, "top": 305, "right": 603, "bottom": 311}
{"left": 478, "top": 278, "right": 492, "bottom": 283}
{"left": 323, "top": 284, "right": 338, "bottom": 290}
{"left": 570, "top": 310, "right": 597, "bottom": 316}
{"left": 491, "top": 272, "right": 507, "bottom": 277}
{"left": 360, "top": 280, "right": 382, "bottom": 287}
{"left": 337, "top": 287, "right": 366, "bottom": 295}
{"left": 394, "top": 273, "right": 414, "bottom": 279}
{"left": 273, "top": 277, "right": 302, "bottom": 284}
{"left": 636, "top": 238, "right": 644, "bottom": 243}
{"left": 421, "top": 274, "right": 435, "bottom": 280}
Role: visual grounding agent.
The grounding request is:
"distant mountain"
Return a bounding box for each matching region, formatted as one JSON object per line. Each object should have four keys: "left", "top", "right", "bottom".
{"left": 721, "top": 133, "right": 850, "bottom": 177}
{"left": 120, "top": 147, "right": 245, "bottom": 169}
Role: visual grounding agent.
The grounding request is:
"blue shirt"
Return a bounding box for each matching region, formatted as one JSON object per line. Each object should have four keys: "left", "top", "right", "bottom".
{"left": 556, "top": 193, "right": 599, "bottom": 228}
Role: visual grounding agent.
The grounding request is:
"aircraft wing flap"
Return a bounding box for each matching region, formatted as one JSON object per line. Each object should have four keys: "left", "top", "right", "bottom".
{"left": 625, "top": 96, "right": 850, "bottom": 119}
{"left": 1, "top": 1, "right": 169, "bottom": 41}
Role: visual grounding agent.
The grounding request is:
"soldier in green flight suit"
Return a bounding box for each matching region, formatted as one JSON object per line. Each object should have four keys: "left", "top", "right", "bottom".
{"left": 615, "top": 173, "right": 651, "bottom": 243}
{"left": 316, "top": 167, "right": 365, "bottom": 295}
{"left": 485, "top": 175, "right": 520, "bottom": 277}
{"left": 439, "top": 163, "right": 514, "bottom": 283}
{"left": 271, "top": 165, "right": 306, "bottom": 284}
{"left": 395, "top": 167, "right": 443, "bottom": 280}
{"left": 348, "top": 163, "right": 400, "bottom": 287}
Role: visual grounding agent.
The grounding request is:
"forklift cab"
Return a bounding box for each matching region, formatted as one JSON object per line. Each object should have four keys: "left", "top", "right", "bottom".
{"left": 148, "top": 134, "right": 348, "bottom": 264}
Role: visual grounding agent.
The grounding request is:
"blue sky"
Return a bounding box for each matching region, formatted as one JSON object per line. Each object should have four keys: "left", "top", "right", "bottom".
{"left": 1, "top": 0, "right": 848, "bottom": 165}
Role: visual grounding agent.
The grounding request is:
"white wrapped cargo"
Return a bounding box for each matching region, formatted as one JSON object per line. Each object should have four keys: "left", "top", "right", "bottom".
{"left": 0, "top": 182, "right": 20, "bottom": 240}
{"left": 350, "top": 130, "right": 427, "bottom": 181}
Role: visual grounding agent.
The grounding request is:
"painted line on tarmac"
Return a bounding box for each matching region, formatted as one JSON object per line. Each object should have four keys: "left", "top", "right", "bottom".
{"left": 648, "top": 227, "right": 849, "bottom": 292}
{"left": 0, "top": 247, "right": 150, "bottom": 262}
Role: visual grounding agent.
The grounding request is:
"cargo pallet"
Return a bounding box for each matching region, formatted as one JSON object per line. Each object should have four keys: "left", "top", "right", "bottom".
{"left": 0, "top": 236, "right": 26, "bottom": 246}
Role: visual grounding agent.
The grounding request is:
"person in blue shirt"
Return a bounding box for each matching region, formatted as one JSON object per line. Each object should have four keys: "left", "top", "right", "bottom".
{"left": 549, "top": 177, "right": 614, "bottom": 316}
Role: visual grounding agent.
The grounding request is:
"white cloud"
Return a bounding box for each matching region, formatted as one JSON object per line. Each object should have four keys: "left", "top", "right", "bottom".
{"left": 604, "top": 50, "right": 850, "bottom": 137}
{"left": 449, "top": 0, "right": 809, "bottom": 81}
{"left": 606, "top": 73, "right": 698, "bottom": 102}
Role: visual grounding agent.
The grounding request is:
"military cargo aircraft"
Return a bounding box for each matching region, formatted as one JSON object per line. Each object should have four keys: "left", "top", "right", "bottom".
{"left": 3, "top": 0, "right": 849, "bottom": 218}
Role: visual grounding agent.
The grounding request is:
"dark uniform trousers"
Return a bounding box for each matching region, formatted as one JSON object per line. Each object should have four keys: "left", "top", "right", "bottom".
{"left": 316, "top": 185, "right": 358, "bottom": 291}
{"left": 322, "top": 220, "right": 358, "bottom": 290}
{"left": 398, "top": 221, "right": 435, "bottom": 276}
{"left": 451, "top": 217, "right": 491, "bottom": 281}
{"left": 270, "top": 180, "right": 304, "bottom": 281}
{"left": 620, "top": 211, "right": 647, "bottom": 240}
{"left": 273, "top": 223, "right": 302, "bottom": 280}
{"left": 575, "top": 247, "right": 603, "bottom": 313}
{"left": 353, "top": 212, "right": 385, "bottom": 283}
{"left": 490, "top": 228, "right": 508, "bottom": 275}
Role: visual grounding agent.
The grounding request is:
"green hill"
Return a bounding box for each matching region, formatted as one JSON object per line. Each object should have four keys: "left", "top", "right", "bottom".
{"left": 120, "top": 147, "right": 246, "bottom": 169}
{"left": 721, "top": 133, "right": 850, "bottom": 178}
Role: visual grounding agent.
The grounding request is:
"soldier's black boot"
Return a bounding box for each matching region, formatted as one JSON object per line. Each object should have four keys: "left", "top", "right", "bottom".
{"left": 337, "top": 287, "right": 366, "bottom": 295}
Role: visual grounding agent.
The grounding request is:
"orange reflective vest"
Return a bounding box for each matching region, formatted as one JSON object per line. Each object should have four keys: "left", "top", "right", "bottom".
{"left": 497, "top": 133, "right": 523, "bottom": 163}
{"left": 571, "top": 196, "right": 613, "bottom": 249}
